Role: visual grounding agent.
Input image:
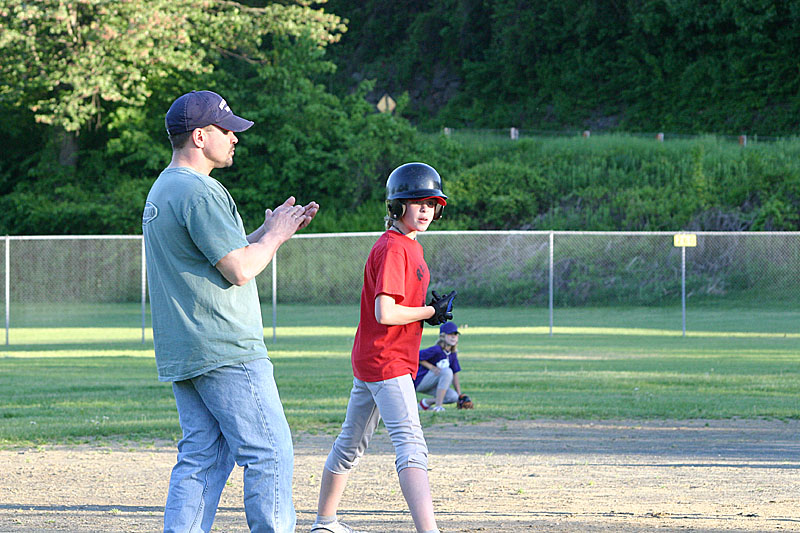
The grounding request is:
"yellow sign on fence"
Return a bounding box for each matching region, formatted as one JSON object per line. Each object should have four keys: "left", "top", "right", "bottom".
{"left": 673, "top": 234, "right": 697, "bottom": 247}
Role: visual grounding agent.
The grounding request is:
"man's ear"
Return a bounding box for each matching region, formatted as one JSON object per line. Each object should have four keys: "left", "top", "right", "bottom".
{"left": 191, "top": 127, "right": 206, "bottom": 148}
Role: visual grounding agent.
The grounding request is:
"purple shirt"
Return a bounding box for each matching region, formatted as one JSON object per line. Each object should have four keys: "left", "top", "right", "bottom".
{"left": 414, "top": 344, "right": 461, "bottom": 388}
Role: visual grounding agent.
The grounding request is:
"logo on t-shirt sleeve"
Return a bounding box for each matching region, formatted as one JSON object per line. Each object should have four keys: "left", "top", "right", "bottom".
{"left": 142, "top": 201, "right": 158, "bottom": 225}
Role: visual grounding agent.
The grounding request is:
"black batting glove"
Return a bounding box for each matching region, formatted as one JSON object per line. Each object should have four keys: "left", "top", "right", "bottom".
{"left": 425, "top": 290, "right": 457, "bottom": 326}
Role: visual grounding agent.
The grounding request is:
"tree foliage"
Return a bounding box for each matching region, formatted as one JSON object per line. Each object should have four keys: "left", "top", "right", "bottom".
{"left": 0, "top": 0, "right": 345, "bottom": 132}
{"left": 324, "top": 0, "right": 800, "bottom": 134}
{"left": 2, "top": 1, "right": 800, "bottom": 235}
{"left": 0, "top": 0, "right": 426, "bottom": 235}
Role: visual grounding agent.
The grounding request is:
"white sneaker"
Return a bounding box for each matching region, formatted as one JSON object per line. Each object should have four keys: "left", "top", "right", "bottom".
{"left": 431, "top": 405, "right": 445, "bottom": 412}
{"left": 310, "top": 520, "right": 365, "bottom": 533}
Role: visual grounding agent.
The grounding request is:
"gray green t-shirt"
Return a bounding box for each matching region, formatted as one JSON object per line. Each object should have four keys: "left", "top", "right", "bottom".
{"left": 142, "top": 167, "right": 267, "bottom": 381}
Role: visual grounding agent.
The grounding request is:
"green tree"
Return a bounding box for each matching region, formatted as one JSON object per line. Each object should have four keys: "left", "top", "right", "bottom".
{"left": 0, "top": 0, "right": 352, "bottom": 234}
{"left": 0, "top": 0, "right": 344, "bottom": 133}
{"left": 0, "top": 1, "right": 434, "bottom": 235}
{"left": 323, "top": 1, "right": 800, "bottom": 134}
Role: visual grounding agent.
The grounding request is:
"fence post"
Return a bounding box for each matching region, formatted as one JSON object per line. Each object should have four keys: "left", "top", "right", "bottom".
{"left": 673, "top": 232, "right": 697, "bottom": 337}
{"left": 141, "top": 236, "right": 146, "bottom": 344}
{"left": 549, "top": 231, "right": 554, "bottom": 336}
{"left": 681, "top": 245, "right": 686, "bottom": 337}
{"left": 5, "top": 235, "right": 9, "bottom": 346}
{"left": 272, "top": 251, "right": 277, "bottom": 344}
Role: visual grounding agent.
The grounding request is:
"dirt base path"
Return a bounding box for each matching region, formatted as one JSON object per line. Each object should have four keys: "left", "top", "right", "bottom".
{"left": 1, "top": 419, "right": 798, "bottom": 532}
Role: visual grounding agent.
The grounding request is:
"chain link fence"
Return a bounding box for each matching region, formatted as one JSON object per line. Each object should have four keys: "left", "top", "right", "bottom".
{"left": 276, "top": 231, "right": 800, "bottom": 334}
{"left": 2, "top": 232, "right": 798, "bottom": 343}
{"left": 1, "top": 236, "right": 145, "bottom": 343}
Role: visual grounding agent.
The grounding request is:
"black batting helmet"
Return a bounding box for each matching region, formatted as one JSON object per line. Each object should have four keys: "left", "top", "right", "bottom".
{"left": 385, "top": 162, "right": 447, "bottom": 220}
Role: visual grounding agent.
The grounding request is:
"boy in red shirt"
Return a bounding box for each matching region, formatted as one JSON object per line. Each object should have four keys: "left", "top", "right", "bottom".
{"left": 310, "top": 163, "right": 456, "bottom": 533}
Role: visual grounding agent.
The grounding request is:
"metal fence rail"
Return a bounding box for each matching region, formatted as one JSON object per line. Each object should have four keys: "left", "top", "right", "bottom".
{"left": 2, "top": 231, "right": 798, "bottom": 344}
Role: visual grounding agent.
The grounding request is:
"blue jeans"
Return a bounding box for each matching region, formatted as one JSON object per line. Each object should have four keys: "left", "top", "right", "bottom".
{"left": 164, "top": 358, "right": 295, "bottom": 533}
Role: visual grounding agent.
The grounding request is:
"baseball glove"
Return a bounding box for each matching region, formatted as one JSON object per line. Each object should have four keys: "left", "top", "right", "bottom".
{"left": 457, "top": 393, "right": 473, "bottom": 409}
{"left": 425, "top": 290, "right": 457, "bottom": 326}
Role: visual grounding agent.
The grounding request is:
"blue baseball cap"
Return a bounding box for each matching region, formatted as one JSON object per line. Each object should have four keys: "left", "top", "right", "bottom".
{"left": 165, "top": 90, "right": 254, "bottom": 135}
{"left": 440, "top": 322, "right": 459, "bottom": 335}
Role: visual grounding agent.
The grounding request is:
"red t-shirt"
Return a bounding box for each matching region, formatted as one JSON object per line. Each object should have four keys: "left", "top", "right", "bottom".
{"left": 351, "top": 230, "right": 430, "bottom": 382}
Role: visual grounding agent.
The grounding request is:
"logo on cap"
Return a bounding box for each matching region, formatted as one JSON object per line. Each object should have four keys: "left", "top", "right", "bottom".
{"left": 165, "top": 91, "right": 254, "bottom": 136}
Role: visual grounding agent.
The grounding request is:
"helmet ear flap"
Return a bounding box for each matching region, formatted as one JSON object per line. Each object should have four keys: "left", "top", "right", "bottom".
{"left": 433, "top": 203, "right": 444, "bottom": 220}
{"left": 387, "top": 199, "right": 406, "bottom": 219}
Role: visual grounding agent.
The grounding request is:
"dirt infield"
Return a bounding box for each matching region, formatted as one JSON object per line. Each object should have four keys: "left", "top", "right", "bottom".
{"left": 1, "top": 419, "right": 798, "bottom": 532}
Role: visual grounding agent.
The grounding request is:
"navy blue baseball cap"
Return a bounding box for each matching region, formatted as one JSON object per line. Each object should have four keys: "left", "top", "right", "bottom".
{"left": 440, "top": 322, "right": 459, "bottom": 335}
{"left": 165, "top": 90, "right": 254, "bottom": 135}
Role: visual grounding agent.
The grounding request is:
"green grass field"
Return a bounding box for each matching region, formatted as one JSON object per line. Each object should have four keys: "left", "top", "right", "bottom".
{"left": 1, "top": 305, "right": 798, "bottom": 447}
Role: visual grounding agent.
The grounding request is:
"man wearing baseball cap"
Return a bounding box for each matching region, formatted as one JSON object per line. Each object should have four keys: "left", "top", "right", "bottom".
{"left": 143, "top": 90, "right": 318, "bottom": 532}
